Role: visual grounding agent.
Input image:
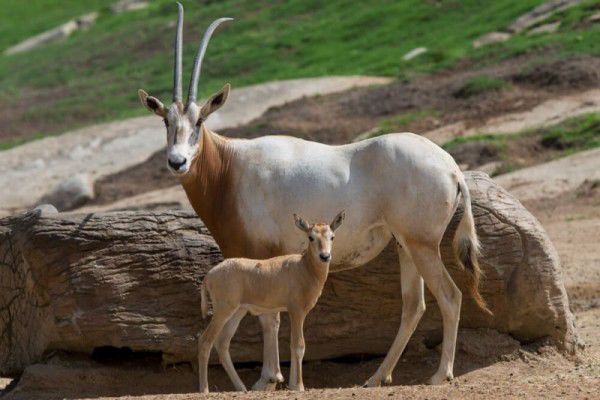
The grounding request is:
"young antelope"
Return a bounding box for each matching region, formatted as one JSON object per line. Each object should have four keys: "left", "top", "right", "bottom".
{"left": 198, "top": 211, "right": 346, "bottom": 393}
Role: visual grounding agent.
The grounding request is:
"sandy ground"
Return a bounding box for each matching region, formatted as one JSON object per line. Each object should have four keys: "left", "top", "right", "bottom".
{"left": 0, "top": 76, "right": 389, "bottom": 216}
{"left": 494, "top": 147, "right": 600, "bottom": 201}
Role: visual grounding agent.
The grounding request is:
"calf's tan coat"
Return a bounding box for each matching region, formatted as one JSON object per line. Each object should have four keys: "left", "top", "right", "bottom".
{"left": 198, "top": 212, "right": 345, "bottom": 393}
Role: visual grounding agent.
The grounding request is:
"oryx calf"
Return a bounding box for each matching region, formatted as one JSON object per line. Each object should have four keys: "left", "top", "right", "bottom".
{"left": 198, "top": 211, "right": 345, "bottom": 393}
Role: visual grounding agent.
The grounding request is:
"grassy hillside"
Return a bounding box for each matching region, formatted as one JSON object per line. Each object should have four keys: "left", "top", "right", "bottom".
{"left": 1, "top": 0, "right": 599, "bottom": 148}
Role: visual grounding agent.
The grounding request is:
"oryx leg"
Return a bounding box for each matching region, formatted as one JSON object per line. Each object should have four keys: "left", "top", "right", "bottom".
{"left": 214, "top": 308, "right": 248, "bottom": 391}
{"left": 198, "top": 306, "right": 237, "bottom": 393}
{"left": 252, "top": 312, "right": 284, "bottom": 391}
{"left": 407, "top": 240, "right": 462, "bottom": 385}
{"left": 288, "top": 310, "right": 306, "bottom": 391}
{"left": 365, "top": 240, "right": 426, "bottom": 387}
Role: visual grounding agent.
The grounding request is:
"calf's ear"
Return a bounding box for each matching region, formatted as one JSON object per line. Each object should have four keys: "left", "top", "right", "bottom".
{"left": 294, "top": 213, "right": 311, "bottom": 233}
{"left": 330, "top": 210, "right": 346, "bottom": 232}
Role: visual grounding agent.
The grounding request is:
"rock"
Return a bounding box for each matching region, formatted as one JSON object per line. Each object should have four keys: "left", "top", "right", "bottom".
{"left": 402, "top": 47, "right": 428, "bottom": 61}
{"left": 75, "top": 12, "right": 98, "bottom": 30}
{"left": 476, "top": 161, "right": 503, "bottom": 176}
{"left": 0, "top": 172, "right": 578, "bottom": 377}
{"left": 528, "top": 21, "right": 561, "bottom": 35}
{"left": 4, "top": 12, "right": 98, "bottom": 56}
{"left": 5, "top": 21, "right": 78, "bottom": 55}
{"left": 38, "top": 173, "right": 95, "bottom": 211}
{"left": 473, "top": 32, "right": 511, "bottom": 48}
{"left": 587, "top": 12, "right": 600, "bottom": 23}
{"left": 31, "top": 204, "right": 59, "bottom": 217}
{"left": 508, "top": 0, "right": 582, "bottom": 33}
{"left": 111, "top": 0, "right": 149, "bottom": 14}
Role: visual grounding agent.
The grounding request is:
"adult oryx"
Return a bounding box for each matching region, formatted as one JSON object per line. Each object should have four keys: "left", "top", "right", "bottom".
{"left": 138, "top": 3, "right": 490, "bottom": 391}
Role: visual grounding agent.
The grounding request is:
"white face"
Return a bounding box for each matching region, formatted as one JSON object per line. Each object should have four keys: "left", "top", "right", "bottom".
{"left": 164, "top": 103, "right": 201, "bottom": 176}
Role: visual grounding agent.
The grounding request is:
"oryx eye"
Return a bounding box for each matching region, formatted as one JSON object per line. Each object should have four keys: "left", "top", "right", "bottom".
{"left": 331, "top": 236, "right": 335, "bottom": 241}
{"left": 309, "top": 236, "right": 315, "bottom": 242}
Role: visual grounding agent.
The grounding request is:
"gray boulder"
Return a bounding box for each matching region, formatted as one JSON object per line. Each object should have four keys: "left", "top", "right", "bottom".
{"left": 38, "top": 173, "right": 94, "bottom": 211}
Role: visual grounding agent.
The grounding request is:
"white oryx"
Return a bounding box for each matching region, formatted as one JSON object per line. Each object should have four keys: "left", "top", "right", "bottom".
{"left": 198, "top": 211, "right": 345, "bottom": 393}
{"left": 138, "top": 3, "right": 490, "bottom": 391}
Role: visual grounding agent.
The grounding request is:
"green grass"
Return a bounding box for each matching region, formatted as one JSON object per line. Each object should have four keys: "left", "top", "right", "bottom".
{"left": 442, "top": 112, "right": 600, "bottom": 176}
{"left": 1, "top": 0, "right": 599, "bottom": 148}
{"left": 0, "top": 0, "right": 110, "bottom": 52}
{"left": 453, "top": 76, "right": 508, "bottom": 98}
{"left": 538, "top": 112, "right": 600, "bottom": 153}
{"left": 445, "top": 113, "right": 600, "bottom": 152}
{"left": 443, "top": 133, "right": 508, "bottom": 152}
{"left": 443, "top": 112, "right": 600, "bottom": 158}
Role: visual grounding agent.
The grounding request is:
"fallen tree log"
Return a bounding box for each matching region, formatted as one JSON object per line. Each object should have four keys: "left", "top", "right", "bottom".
{"left": 0, "top": 172, "right": 578, "bottom": 376}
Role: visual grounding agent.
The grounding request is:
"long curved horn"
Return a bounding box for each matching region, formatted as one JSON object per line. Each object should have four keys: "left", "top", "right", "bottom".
{"left": 187, "top": 17, "right": 233, "bottom": 103}
{"left": 173, "top": 2, "right": 184, "bottom": 102}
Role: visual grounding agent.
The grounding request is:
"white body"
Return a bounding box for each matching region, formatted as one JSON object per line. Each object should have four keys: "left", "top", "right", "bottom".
{"left": 231, "top": 132, "right": 461, "bottom": 270}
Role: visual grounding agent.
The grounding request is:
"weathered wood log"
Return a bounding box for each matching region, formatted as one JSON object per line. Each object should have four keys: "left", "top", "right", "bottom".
{"left": 0, "top": 172, "right": 578, "bottom": 376}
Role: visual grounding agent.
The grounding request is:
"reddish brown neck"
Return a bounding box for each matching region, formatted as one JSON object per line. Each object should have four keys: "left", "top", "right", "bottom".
{"left": 180, "top": 126, "right": 285, "bottom": 259}
{"left": 180, "top": 126, "right": 239, "bottom": 257}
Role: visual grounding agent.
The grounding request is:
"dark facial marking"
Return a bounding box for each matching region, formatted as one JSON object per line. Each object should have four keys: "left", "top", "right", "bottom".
{"left": 189, "top": 127, "right": 200, "bottom": 146}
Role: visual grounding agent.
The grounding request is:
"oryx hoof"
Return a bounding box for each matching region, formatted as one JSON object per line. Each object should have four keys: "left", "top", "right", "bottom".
{"left": 429, "top": 370, "right": 453, "bottom": 385}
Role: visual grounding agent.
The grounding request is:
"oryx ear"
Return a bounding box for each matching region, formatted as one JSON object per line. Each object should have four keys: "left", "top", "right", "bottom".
{"left": 294, "top": 213, "right": 311, "bottom": 233}
{"left": 330, "top": 210, "right": 345, "bottom": 232}
{"left": 199, "top": 83, "right": 230, "bottom": 119}
{"left": 138, "top": 89, "right": 167, "bottom": 117}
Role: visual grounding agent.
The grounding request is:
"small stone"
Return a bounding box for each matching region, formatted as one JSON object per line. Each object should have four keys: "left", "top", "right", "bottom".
{"left": 473, "top": 32, "right": 511, "bottom": 48}
{"left": 75, "top": 12, "right": 98, "bottom": 29}
{"left": 402, "top": 47, "right": 428, "bottom": 61}
{"left": 111, "top": 0, "right": 149, "bottom": 14}
{"left": 32, "top": 204, "right": 59, "bottom": 216}
{"left": 528, "top": 21, "right": 561, "bottom": 35}
{"left": 38, "top": 173, "right": 95, "bottom": 211}
{"left": 476, "top": 161, "right": 503, "bottom": 176}
{"left": 587, "top": 12, "right": 600, "bottom": 23}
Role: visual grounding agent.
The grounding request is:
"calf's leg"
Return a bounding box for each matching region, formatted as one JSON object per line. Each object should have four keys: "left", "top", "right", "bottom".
{"left": 288, "top": 311, "right": 306, "bottom": 391}
{"left": 215, "top": 308, "right": 248, "bottom": 391}
{"left": 198, "top": 306, "right": 237, "bottom": 393}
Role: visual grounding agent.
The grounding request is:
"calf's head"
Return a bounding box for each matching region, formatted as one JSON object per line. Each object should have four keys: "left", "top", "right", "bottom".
{"left": 138, "top": 3, "right": 232, "bottom": 176}
{"left": 294, "top": 211, "right": 345, "bottom": 263}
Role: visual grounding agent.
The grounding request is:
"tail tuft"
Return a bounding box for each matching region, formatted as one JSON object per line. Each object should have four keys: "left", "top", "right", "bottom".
{"left": 201, "top": 281, "right": 209, "bottom": 319}
{"left": 455, "top": 179, "right": 493, "bottom": 316}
